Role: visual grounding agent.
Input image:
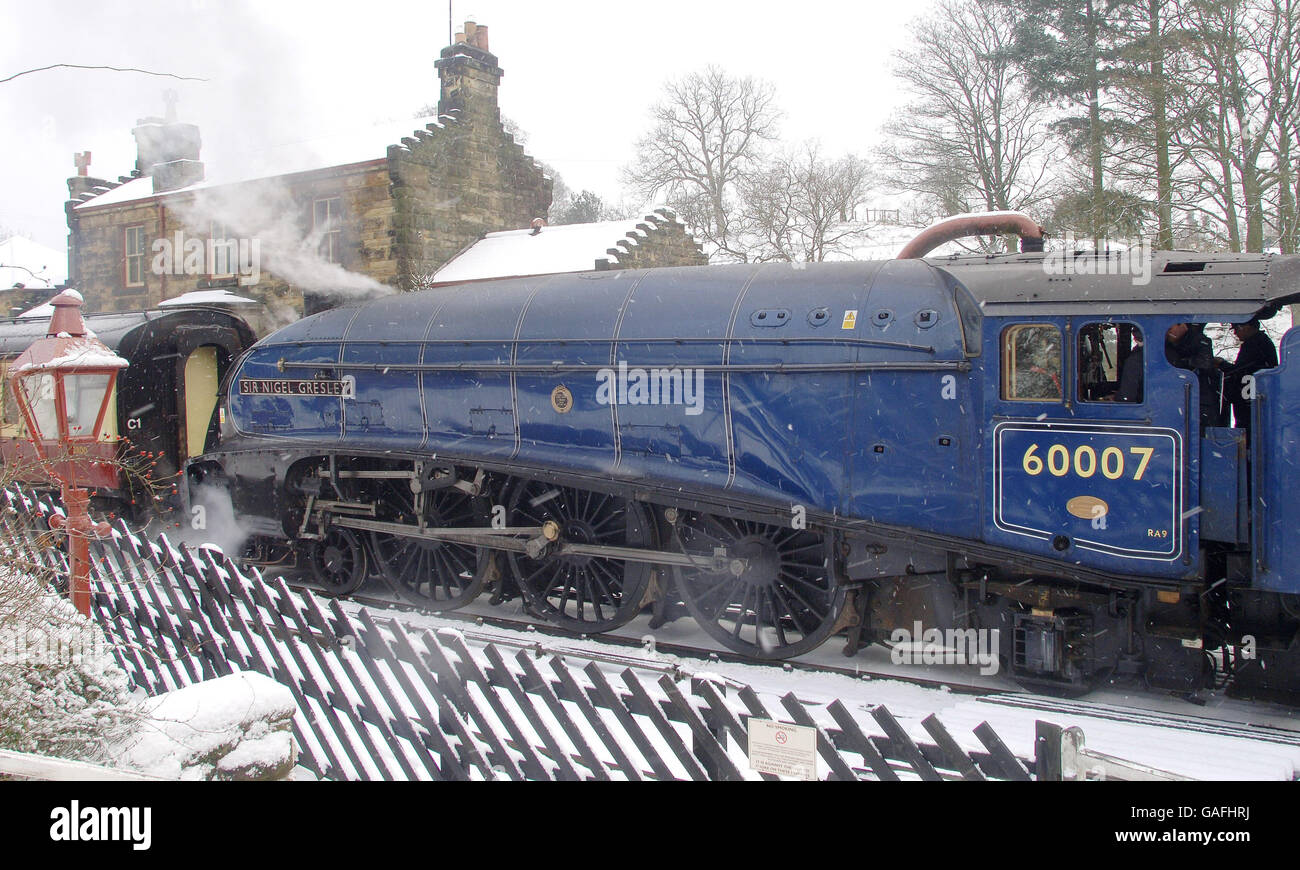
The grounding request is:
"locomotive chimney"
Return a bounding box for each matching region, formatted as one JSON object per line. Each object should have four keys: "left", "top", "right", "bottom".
{"left": 435, "top": 20, "right": 503, "bottom": 126}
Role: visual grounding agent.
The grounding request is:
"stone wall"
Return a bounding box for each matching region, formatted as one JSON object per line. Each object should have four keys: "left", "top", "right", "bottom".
{"left": 390, "top": 34, "right": 551, "bottom": 288}
{"left": 600, "top": 210, "right": 709, "bottom": 271}
{"left": 70, "top": 162, "right": 395, "bottom": 326}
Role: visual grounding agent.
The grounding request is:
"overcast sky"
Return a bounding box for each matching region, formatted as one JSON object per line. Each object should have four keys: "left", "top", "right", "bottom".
{"left": 1, "top": 0, "right": 936, "bottom": 251}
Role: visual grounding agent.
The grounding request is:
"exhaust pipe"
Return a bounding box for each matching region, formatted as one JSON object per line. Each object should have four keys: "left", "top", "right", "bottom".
{"left": 898, "top": 211, "right": 1045, "bottom": 259}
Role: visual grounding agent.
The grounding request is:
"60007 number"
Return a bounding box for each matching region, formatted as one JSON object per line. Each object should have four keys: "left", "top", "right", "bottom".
{"left": 1021, "top": 443, "right": 1154, "bottom": 481}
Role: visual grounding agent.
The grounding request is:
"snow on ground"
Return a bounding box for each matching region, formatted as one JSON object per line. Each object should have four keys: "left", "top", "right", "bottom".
{"left": 115, "top": 671, "right": 296, "bottom": 779}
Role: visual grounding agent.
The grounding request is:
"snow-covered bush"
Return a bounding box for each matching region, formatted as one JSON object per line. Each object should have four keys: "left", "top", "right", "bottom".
{"left": 0, "top": 556, "right": 135, "bottom": 761}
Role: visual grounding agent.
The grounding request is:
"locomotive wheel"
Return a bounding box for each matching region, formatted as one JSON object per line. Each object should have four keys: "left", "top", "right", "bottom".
{"left": 672, "top": 513, "right": 846, "bottom": 660}
{"left": 308, "top": 526, "right": 368, "bottom": 596}
{"left": 368, "top": 480, "right": 492, "bottom": 610}
{"left": 505, "top": 480, "right": 652, "bottom": 633}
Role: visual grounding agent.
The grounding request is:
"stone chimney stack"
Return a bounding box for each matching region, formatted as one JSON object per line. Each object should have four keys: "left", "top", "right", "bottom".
{"left": 132, "top": 92, "right": 204, "bottom": 192}
{"left": 435, "top": 20, "right": 503, "bottom": 126}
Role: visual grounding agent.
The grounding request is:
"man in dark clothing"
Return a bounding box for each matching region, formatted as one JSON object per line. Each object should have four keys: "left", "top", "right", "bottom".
{"left": 1165, "top": 323, "right": 1221, "bottom": 430}
{"left": 1115, "top": 338, "right": 1144, "bottom": 402}
{"left": 1218, "top": 319, "right": 1279, "bottom": 432}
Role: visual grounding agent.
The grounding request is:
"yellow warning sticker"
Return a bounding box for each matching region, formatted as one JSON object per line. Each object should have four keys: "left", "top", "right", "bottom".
{"left": 842, "top": 310, "right": 858, "bottom": 329}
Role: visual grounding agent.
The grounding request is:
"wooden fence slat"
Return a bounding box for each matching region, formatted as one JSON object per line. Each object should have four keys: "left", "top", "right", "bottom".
{"left": 351, "top": 609, "right": 465, "bottom": 781}
{"left": 619, "top": 669, "right": 708, "bottom": 781}
{"left": 657, "top": 675, "right": 745, "bottom": 781}
{"left": 428, "top": 634, "right": 560, "bottom": 781}
{"left": 691, "top": 679, "right": 778, "bottom": 781}
{"left": 825, "top": 700, "right": 900, "bottom": 781}
{"left": 266, "top": 578, "right": 422, "bottom": 782}
{"left": 582, "top": 663, "right": 676, "bottom": 781}
{"left": 416, "top": 628, "right": 527, "bottom": 781}
{"left": 973, "top": 721, "right": 1032, "bottom": 782}
{"left": 476, "top": 644, "right": 588, "bottom": 781}
{"left": 774, "top": 691, "right": 860, "bottom": 782}
{"left": 921, "top": 714, "right": 986, "bottom": 781}
{"left": 386, "top": 619, "right": 495, "bottom": 779}
{"left": 543, "top": 655, "right": 643, "bottom": 781}
{"left": 870, "top": 705, "right": 943, "bottom": 781}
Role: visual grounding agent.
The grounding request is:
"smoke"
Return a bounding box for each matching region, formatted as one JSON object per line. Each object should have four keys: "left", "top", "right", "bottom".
{"left": 173, "top": 482, "right": 253, "bottom": 559}
{"left": 169, "top": 178, "right": 395, "bottom": 304}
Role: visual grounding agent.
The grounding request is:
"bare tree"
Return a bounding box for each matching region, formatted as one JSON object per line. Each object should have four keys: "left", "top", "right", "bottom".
{"left": 879, "top": 0, "right": 1058, "bottom": 248}
{"left": 739, "top": 143, "right": 876, "bottom": 262}
{"left": 623, "top": 66, "right": 781, "bottom": 262}
{"left": 1164, "top": 0, "right": 1294, "bottom": 252}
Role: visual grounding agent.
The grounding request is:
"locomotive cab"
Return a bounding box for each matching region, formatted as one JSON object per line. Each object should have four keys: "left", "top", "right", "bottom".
{"left": 941, "top": 250, "right": 1300, "bottom": 698}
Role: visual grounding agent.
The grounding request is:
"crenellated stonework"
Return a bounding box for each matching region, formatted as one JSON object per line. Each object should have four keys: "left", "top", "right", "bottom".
{"left": 600, "top": 210, "right": 709, "bottom": 271}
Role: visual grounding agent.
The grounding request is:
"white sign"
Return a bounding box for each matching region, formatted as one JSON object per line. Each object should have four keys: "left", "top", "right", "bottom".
{"left": 747, "top": 718, "right": 817, "bottom": 780}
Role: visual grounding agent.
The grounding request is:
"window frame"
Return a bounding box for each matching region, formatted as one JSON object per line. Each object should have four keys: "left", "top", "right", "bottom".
{"left": 1076, "top": 320, "right": 1145, "bottom": 405}
{"left": 313, "top": 197, "right": 343, "bottom": 265}
{"left": 124, "top": 224, "right": 146, "bottom": 287}
{"left": 1000, "top": 322, "right": 1064, "bottom": 403}
{"left": 209, "top": 220, "right": 237, "bottom": 279}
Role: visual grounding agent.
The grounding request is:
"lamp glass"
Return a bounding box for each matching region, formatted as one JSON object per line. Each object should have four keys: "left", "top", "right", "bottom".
{"left": 17, "top": 373, "right": 58, "bottom": 440}
{"left": 64, "top": 373, "right": 112, "bottom": 439}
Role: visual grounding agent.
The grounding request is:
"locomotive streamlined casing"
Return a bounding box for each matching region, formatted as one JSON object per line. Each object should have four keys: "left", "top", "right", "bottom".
{"left": 223, "top": 261, "right": 978, "bottom": 541}
{"left": 198, "top": 247, "right": 1300, "bottom": 696}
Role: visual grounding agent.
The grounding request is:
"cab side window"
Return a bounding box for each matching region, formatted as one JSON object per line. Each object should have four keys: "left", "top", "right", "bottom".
{"left": 1001, "top": 324, "right": 1062, "bottom": 401}
{"left": 1078, "top": 323, "right": 1144, "bottom": 403}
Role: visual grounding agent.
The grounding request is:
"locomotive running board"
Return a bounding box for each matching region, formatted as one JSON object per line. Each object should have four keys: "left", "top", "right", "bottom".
{"left": 330, "top": 515, "right": 735, "bottom": 571}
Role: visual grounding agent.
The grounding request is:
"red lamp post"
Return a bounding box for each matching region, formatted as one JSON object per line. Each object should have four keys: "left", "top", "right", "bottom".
{"left": 8, "top": 290, "right": 126, "bottom": 616}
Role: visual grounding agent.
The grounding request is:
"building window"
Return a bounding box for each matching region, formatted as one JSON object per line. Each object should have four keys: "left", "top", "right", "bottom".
{"left": 124, "top": 225, "right": 146, "bottom": 287}
{"left": 314, "top": 197, "right": 342, "bottom": 264}
{"left": 1001, "top": 324, "right": 1062, "bottom": 402}
{"left": 210, "top": 221, "right": 236, "bottom": 278}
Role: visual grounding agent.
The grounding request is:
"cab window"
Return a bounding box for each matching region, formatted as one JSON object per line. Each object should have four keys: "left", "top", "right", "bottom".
{"left": 1078, "top": 323, "right": 1144, "bottom": 403}
{"left": 1001, "top": 324, "right": 1062, "bottom": 401}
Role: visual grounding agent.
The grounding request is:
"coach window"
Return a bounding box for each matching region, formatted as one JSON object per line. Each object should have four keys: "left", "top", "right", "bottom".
{"left": 1001, "top": 324, "right": 1062, "bottom": 401}
{"left": 1078, "top": 323, "right": 1144, "bottom": 403}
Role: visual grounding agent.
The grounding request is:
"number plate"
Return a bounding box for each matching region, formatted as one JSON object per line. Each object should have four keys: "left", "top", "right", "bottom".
{"left": 993, "top": 422, "right": 1182, "bottom": 561}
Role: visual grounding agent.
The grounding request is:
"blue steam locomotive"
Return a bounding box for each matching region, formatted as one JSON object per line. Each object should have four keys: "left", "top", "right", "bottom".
{"left": 187, "top": 216, "right": 1300, "bottom": 700}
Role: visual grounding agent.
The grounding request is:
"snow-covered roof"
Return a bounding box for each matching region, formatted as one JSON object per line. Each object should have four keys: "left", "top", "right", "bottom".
{"left": 433, "top": 217, "right": 674, "bottom": 283}
{"left": 19, "top": 302, "right": 54, "bottom": 319}
{"left": 158, "top": 289, "right": 259, "bottom": 307}
{"left": 74, "top": 115, "right": 449, "bottom": 211}
{"left": 0, "top": 236, "right": 67, "bottom": 289}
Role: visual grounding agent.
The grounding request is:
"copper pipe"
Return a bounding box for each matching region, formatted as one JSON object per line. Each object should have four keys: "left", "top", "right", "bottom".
{"left": 898, "top": 212, "right": 1045, "bottom": 259}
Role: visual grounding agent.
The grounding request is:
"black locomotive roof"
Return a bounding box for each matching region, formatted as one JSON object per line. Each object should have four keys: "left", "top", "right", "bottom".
{"left": 0, "top": 307, "right": 252, "bottom": 357}
{"left": 933, "top": 250, "right": 1300, "bottom": 318}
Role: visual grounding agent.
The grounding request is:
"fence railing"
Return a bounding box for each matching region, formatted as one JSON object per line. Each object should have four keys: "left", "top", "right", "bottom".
{"left": 2, "top": 486, "right": 1045, "bottom": 781}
